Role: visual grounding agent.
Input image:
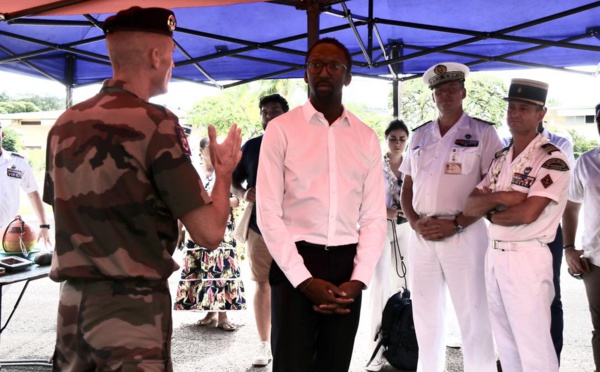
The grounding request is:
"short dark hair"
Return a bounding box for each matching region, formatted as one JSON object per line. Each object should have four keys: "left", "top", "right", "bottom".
{"left": 384, "top": 119, "right": 409, "bottom": 138}
{"left": 199, "top": 136, "right": 209, "bottom": 150}
{"left": 595, "top": 103, "right": 600, "bottom": 117}
{"left": 306, "top": 37, "right": 352, "bottom": 73}
{"left": 259, "top": 94, "right": 289, "bottom": 113}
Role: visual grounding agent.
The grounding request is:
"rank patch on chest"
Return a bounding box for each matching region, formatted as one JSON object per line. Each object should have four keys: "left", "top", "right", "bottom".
{"left": 511, "top": 172, "right": 535, "bottom": 188}
{"left": 6, "top": 167, "right": 22, "bottom": 179}
{"left": 541, "top": 174, "right": 553, "bottom": 188}
{"left": 541, "top": 158, "right": 569, "bottom": 171}
{"left": 454, "top": 139, "right": 479, "bottom": 147}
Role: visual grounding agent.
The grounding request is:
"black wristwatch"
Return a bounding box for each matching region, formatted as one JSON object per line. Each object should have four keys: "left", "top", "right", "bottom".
{"left": 39, "top": 224, "right": 50, "bottom": 229}
{"left": 453, "top": 216, "right": 463, "bottom": 234}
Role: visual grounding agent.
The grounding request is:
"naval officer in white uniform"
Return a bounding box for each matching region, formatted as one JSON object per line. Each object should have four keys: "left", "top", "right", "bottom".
{"left": 400, "top": 62, "right": 500, "bottom": 372}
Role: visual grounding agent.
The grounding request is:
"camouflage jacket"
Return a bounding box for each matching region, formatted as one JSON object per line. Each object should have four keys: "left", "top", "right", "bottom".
{"left": 43, "top": 79, "right": 210, "bottom": 281}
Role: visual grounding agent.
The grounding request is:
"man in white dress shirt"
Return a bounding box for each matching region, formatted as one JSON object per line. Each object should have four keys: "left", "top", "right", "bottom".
{"left": 562, "top": 102, "right": 600, "bottom": 371}
{"left": 256, "top": 37, "right": 386, "bottom": 372}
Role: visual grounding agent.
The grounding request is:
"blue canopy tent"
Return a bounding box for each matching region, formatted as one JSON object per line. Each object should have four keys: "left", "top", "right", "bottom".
{"left": 2, "top": 0, "right": 600, "bottom": 113}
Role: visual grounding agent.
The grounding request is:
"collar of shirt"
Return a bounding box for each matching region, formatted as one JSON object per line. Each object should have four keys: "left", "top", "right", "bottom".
{"left": 302, "top": 100, "right": 352, "bottom": 128}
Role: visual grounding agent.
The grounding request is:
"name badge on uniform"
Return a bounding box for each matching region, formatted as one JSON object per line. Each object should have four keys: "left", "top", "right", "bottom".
{"left": 444, "top": 163, "right": 462, "bottom": 174}
{"left": 7, "top": 167, "right": 22, "bottom": 179}
{"left": 454, "top": 139, "right": 479, "bottom": 147}
{"left": 511, "top": 172, "right": 535, "bottom": 188}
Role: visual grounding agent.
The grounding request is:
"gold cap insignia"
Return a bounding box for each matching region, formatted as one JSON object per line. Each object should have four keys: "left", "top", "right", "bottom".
{"left": 167, "top": 14, "right": 176, "bottom": 32}
{"left": 434, "top": 64, "right": 447, "bottom": 75}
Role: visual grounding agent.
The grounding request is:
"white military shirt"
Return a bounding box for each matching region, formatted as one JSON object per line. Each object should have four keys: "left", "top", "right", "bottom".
{"left": 478, "top": 134, "right": 570, "bottom": 243}
{"left": 568, "top": 146, "right": 600, "bottom": 266}
{"left": 400, "top": 113, "right": 502, "bottom": 216}
{"left": 0, "top": 150, "right": 38, "bottom": 230}
{"left": 502, "top": 128, "right": 575, "bottom": 167}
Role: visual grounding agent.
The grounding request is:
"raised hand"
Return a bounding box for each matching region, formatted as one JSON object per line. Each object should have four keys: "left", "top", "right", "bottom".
{"left": 208, "top": 124, "right": 242, "bottom": 177}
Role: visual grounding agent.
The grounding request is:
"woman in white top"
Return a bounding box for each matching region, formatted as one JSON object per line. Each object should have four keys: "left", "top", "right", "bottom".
{"left": 367, "top": 119, "right": 411, "bottom": 371}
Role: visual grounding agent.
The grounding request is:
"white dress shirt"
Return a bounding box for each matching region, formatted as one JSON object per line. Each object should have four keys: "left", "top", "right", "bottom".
{"left": 256, "top": 100, "right": 387, "bottom": 287}
{"left": 568, "top": 147, "right": 600, "bottom": 266}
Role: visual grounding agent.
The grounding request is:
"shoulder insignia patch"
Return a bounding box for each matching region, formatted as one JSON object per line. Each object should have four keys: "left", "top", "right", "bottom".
{"left": 542, "top": 158, "right": 569, "bottom": 171}
{"left": 541, "top": 143, "right": 561, "bottom": 155}
{"left": 541, "top": 174, "right": 553, "bottom": 188}
{"left": 495, "top": 147, "right": 509, "bottom": 159}
{"left": 472, "top": 117, "right": 496, "bottom": 126}
{"left": 411, "top": 120, "right": 432, "bottom": 132}
{"left": 175, "top": 125, "right": 192, "bottom": 157}
{"left": 10, "top": 153, "right": 24, "bottom": 158}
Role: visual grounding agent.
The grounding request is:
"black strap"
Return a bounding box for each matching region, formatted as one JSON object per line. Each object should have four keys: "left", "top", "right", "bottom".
{"left": 390, "top": 219, "right": 408, "bottom": 291}
{"left": 366, "top": 339, "right": 384, "bottom": 367}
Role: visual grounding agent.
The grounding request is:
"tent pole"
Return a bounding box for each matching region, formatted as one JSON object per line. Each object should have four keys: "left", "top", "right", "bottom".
{"left": 306, "top": 1, "right": 320, "bottom": 97}
{"left": 390, "top": 44, "right": 401, "bottom": 119}
{"left": 65, "top": 54, "right": 75, "bottom": 108}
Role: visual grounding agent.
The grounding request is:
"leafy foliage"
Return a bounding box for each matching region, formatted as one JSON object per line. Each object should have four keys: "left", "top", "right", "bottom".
{"left": 0, "top": 91, "right": 64, "bottom": 113}
{"left": 1, "top": 126, "right": 22, "bottom": 152}
{"left": 568, "top": 129, "right": 600, "bottom": 159}
{"left": 186, "top": 80, "right": 309, "bottom": 140}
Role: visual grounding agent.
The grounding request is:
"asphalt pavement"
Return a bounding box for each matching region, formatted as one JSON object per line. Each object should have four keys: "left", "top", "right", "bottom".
{"left": 0, "top": 247, "right": 595, "bottom": 372}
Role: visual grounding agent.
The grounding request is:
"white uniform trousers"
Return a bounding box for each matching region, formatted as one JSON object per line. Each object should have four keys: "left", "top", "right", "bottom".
{"left": 369, "top": 220, "right": 411, "bottom": 350}
{"left": 486, "top": 240, "right": 559, "bottom": 372}
{"left": 410, "top": 219, "right": 496, "bottom": 372}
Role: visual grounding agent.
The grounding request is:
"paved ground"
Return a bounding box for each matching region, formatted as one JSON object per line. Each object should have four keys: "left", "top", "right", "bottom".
{"left": 0, "top": 245, "right": 595, "bottom": 372}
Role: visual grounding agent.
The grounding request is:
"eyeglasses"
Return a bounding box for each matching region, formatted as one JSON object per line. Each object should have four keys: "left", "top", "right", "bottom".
{"left": 306, "top": 61, "right": 347, "bottom": 75}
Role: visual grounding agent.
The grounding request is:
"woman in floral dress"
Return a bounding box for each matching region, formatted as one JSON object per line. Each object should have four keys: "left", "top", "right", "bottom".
{"left": 173, "top": 137, "right": 246, "bottom": 331}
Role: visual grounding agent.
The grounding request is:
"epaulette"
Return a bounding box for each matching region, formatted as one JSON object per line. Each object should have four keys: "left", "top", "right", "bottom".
{"left": 494, "top": 147, "right": 509, "bottom": 159}
{"left": 411, "top": 120, "right": 432, "bottom": 132}
{"left": 472, "top": 117, "right": 496, "bottom": 126}
{"left": 10, "top": 152, "right": 24, "bottom": 159}
{"left": 541, "top": 143, "right": 561, "bottom": 156}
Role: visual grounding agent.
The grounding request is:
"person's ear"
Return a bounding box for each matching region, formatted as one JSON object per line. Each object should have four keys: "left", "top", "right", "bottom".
{"left": 344, "top": 71, "right": 352, "bottom": 86}
{"left": 150, "top": 48, "right": 161, "bottom": 69}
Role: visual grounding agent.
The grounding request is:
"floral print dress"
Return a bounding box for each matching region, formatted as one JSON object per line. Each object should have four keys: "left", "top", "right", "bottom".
{"left": 173, "top": 170, "right": 246, "bottom": 311}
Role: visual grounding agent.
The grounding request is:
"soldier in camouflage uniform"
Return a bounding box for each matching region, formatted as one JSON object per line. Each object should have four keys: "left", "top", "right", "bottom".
{"left": 42, "top": 7, "right": 242, "bottom": 371}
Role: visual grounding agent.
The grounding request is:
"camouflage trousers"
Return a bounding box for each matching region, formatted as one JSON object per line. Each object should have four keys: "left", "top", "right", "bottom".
{"left": 53, "top": 279, "right": 173, "bottom": 372}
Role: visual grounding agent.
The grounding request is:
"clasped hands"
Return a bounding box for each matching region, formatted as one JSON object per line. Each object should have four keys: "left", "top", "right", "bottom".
{"left": 414, "top": 217, "right": 455, "bottom": 241}
{"left": 299, "top": 277, "right": 363, "bottom": 315}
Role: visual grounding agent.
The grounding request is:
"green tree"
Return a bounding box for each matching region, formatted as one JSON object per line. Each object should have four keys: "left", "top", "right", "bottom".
{"left": 568, "top": 129, "right": 600, "bottom": 159}
{"left": 187, "top": 80, "right": 308, "bottom": 140}
{"left": 21, "top": 94, "right": 64, "bottom": 111}
{"left": 0, "top": 100, "right": 40, "bottom": 113}
{"left": 398, "top": 73, "right": 508, "bottom": 129}
{"left": 1, "top": 126, "right": 22, "bottom": 152}
{"left": 187, "top": 84, "right": 257, "bottom": 139}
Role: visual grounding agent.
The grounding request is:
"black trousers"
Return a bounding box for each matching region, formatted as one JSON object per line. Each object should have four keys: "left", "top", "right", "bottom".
{"left": 549, "top": 225, "right": 564, "bottom": 362}
{"left": 269, "top": 241, "right": 361, "bottom": 372}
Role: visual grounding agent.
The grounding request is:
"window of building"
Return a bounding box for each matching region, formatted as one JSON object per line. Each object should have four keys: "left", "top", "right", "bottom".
{"left": 21, "top": 121, "right": 41, "bottom": 125}
{"left": 585, "top": 115, "right": 595, "bottom": 124}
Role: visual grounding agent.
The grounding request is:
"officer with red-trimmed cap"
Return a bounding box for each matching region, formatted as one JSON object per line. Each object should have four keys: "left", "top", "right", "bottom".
{"left": 465, "top": 78, "right": 569, "bottom": 372}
